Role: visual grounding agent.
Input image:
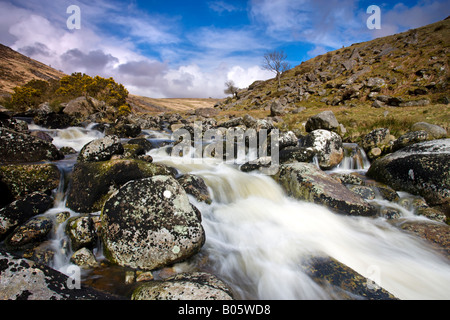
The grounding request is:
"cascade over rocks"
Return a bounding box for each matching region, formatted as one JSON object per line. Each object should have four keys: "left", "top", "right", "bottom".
{"left": 101, "top": 175, "right": 205, "bottom": 270}
{"left": 367, "top": 139, "right": 450, "bottom": 216}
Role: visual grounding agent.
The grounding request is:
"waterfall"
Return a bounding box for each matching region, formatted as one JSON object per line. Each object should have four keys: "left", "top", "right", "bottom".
{"left": 150, "top": 149, "right": 450, "bottom": 300}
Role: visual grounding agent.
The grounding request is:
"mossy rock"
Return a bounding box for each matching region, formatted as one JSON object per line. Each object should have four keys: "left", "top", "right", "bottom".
{"left": 0, "top": 163, "right": 61, "bottom": 207}
{"left": 66, "top": 159, "right": 174, "bottom": 213}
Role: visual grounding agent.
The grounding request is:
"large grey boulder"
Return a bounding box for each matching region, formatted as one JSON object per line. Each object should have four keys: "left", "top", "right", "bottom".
{"left": 275, "top": 162, "right": 376, "bottom": 216}
{"left": 101, "top": 175, "right": 205, "bottom": 270}
{"left": 305, "top": 111, "right": 339, "bottom": 132}
{"left": 367, "top": 139, "right": 450, "bottom": 215}
{"left": 411, "top": 122, "right": 447, "bottom": 139}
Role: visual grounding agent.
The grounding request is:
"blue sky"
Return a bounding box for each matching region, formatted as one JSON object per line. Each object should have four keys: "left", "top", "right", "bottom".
{"left": 1, "top": 0, "right": 449, "bottom": 98}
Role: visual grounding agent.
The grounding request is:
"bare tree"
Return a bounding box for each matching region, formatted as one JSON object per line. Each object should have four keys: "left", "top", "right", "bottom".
{"left": 224, "top": 80, "right": 239, "bottom": 98}
{"left": 262, "top": 50, "right": 291, "bottom": 88}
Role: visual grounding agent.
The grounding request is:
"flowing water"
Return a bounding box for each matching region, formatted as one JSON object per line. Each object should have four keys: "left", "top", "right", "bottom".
{"left": 23, "top": 124, "right": 450, "bottom": 300}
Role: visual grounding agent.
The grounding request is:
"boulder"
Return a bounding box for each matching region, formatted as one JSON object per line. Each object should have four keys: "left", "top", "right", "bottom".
{"left": 411, "top": 122, "right": 447, "bottom": 139}
{"left": 5, "top": 216, "right": 53, "bottom": 250}
{"left": 0, "top": 248, "right": 119, "bottom": 300}
{"left": 66, "top": 159, "right": 174, "bottom": 213}
{"left": 104, "top": 122, "right": 142, "bottom": 138}
{"left": 65, "top": 215, "right": 97, "bottom": 251}
{"left": 270, "top": 100, "right": 286, "bottom": 117}
{"left": 367, "top": 139, "right": 450, "bottom": 215}
{"left": 132, "top": 272, "right": 234, "bottom": 300}
{"left": 360, "top": 128, "right": 393, "bottom": 154}
{"left": 305, "top": 111, "right": 339, "bottom": 132}
{"left": 0, "top": 192, "right": 53, "bottom": 240}
{"left": 101, "top": 175, "right": 205, "bottom": 270}
{"left": 178, "top": 174, "right": 212, "bottom": 204}
{"left": 279, "top": 146, "right": 315, "bottom": 164}
{"left": 392, "top": 130, "right": 430, "bottom": 151}
{"left": 0, "top": 128, "right": 64, "bottom": 163}
{"left": 399, "top": 221, "right": 450, "bottom": 259}
{"left": 301, "top": 256, "right": 397, "bottom": 300}
{"left": 0, "top": 163, "right": 61, "bottom": 206}
{"left": 275, "top": 163, "right": 376, "bottom": 216}
{"left": 33, "top": 112, "right": 75, "bottom": 129}
{"left": 63, "top": 96, "right": 104, "bottom": 119}
{"left": 77, "top": 135, "right": 124, "bottom": 162}
{"left": 301, "top": 129, "right": 344, "bottom": 170}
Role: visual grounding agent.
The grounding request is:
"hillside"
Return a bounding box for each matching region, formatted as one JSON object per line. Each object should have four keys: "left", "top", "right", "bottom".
{"left": 217, "top": 18, "right": 450, "bottom": 140}
{"left": 0, "top": 44, "right": 66, "bottom": 96}
{"left": 127, "top": 94, "right": 220, "bottom": 114}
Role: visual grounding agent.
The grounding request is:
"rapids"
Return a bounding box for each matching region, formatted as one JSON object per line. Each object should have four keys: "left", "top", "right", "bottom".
{"left": 22, "top": 123, "right": 450, "bottom": 300}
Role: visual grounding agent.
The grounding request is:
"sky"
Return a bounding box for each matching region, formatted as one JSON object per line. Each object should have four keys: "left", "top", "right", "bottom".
{"left": 0, "top": 0, "right": 449, "bottom": 98}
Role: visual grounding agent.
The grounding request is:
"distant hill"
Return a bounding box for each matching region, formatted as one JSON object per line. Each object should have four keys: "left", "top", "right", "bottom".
{"left": 218, "top": 18, "right": 449, "bottom": 114}
{"left": 0, "top": 44, "right": 66, "bottom": 96}
{"left": 127, "top": 94, "right": 220, "bottom": 113}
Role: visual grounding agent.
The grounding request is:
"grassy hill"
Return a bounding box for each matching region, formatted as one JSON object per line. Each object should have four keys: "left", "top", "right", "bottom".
{"left": 217, "top": 18, "right": 450, "bottom": 141}
{"left": 0, "top": 44, "right": 66, "bottom": 96}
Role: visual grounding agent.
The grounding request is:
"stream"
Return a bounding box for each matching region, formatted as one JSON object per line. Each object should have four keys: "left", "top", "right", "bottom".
{"left": 23, "top": 122, "right": 450, "bottom": 300}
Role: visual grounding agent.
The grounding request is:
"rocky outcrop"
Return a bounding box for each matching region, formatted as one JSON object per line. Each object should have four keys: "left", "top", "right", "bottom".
{"left": 367, "top": 139, "right": 450, "bottom": 215}
{"left": 0, "top": 127, "right": 63, "bottom": 163}
{"left": 101, "top": 175, "right": 205, "bottom": 270}
{"left": 132, "top": 272, "right": 234, "bottom": 300}
{"left": 0, "top": 248, "right": 119, "bottom": 300}
{"left": 275, "top": 162, "right": 376, "bottom": 216}
{"left": 66, "top": 159, "right": 174, "bottom": 213}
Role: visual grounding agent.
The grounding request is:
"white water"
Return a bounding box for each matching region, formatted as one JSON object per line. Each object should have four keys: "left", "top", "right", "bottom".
{"left": 24, "top": 124, "right": 450, "bottom": 300}
{"left": 150, "top": 147, "right": 450, "bottom": 300}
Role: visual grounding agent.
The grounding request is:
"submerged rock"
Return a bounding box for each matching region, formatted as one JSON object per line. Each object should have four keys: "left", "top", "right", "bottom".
{"left": 132, "top": 272, "right": 233, "bottom": 300}
{"left": 275, "top": 162, "right": 376, "bottom": 216}
{"left": 178, "top": 174, "right": 212, "bottom": 204}
{"left": 101, "top": 175, "right": 205, "bottom": 270}
{"left": 367, "top": 139, "right": 450, "bottom": 216}
{"left": 301, "top": 256, "right": 397, "bottom": 300}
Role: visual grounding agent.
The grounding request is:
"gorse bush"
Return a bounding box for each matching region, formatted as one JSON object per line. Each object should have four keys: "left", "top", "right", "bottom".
{"left": 7, "top": 73, "right": 129, "bottom": 112}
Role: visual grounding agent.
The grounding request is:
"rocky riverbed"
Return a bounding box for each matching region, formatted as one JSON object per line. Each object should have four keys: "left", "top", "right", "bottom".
{"left": 0, "top": 108, "right": 449, "bottom": 300}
